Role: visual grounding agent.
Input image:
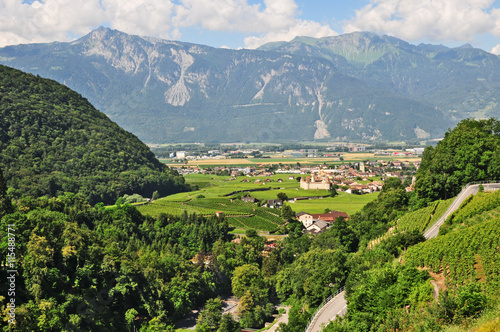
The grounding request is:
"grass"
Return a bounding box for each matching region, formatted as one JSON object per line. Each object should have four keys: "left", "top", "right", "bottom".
{"left": 442, "top": 297, "right": 500, "bottom": 332}
{"left": 136, "top": 174, "right": 379, "bottom": 231}
{"left": 230, "top": 215, "right": 279, "bottom": 232}
{"left": 290, "top": 192, "right": 379, "bottom": 215}
{"left": 137, "top": 194, "right": 286, "bottom": 232}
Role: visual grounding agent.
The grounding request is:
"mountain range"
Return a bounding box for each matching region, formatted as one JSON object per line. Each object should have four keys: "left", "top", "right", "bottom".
{"left": 1, "top": 27, "right": 499, "bottom": 143}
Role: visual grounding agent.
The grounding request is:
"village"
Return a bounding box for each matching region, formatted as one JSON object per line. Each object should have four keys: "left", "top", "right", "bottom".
{"left": 174, "top": 158, "right": 421, "bottom": 236}
{"left": 174, "top": 159, "right": 419, "bottom": 193}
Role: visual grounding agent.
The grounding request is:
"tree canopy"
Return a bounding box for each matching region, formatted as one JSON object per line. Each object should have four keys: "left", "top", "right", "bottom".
{"left": 0, "top": 65, "right": 188, "bottom": 204}
{"left": 415, "top": 118, "right": 500, "bottom": 201}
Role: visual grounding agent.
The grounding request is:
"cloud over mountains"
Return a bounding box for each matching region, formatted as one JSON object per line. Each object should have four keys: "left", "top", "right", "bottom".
{"left": 3, "top": 0, "right": 500, "bottom": 51}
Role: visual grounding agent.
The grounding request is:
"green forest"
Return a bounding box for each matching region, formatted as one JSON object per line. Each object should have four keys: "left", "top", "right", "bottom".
{"left": 1, "top": 62, "right": 500, "bottom": 331}
{"left": 415, "top": 118, "right": 500, "bottom": 201}
{"left": 0, "top": 65, "right": 188, "bottom": 205}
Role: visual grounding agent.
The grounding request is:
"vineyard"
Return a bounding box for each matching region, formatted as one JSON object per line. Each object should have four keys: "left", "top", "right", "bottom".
{"left": 397, "top": 202, "right": 436, "bottom": 233}
{"left": 135, "top": 173, "right": 376, "bottom": 232}
{"left": 446, "top": 190, "right": 500, "bottom": 226}
{"left": 138, "top": 197, "right": 284, "bottom": 232}
{"left": 404, "top": 216, "right": 500, "bottom": 290}
{"left": 397, "top": 199, "right": 453, "bottom": 233}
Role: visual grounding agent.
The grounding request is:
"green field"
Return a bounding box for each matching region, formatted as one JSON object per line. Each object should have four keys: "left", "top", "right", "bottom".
{"left": 289, "top": 192, "right": 379, "bottom": 215}
{"left": 180, "top": 173, "right": 324, "bottom": 199}
{"left": 138, "top": 196, "right": 284, "bottom": 232}
{"left": 137, "top": 174, "right": 379, "bottom": 231}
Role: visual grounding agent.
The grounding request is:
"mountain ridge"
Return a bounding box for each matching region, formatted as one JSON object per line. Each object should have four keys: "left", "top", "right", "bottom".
{"left": 3, "top": 27, "right": 495, "bottom": 143}
{"left": 259, "top": 31, "right": 500, "bottom": 122}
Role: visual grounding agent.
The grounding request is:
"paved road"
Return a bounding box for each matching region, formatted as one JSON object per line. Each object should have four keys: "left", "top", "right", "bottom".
{"left": 424, "top": 183, "right": 500, "bottom": 239}
{"left": 306, "top": 291, "right": 347, "bottom": 332}
{"left": 267, "top": 306, "right": 290, "bottom": 332}
{"left": 306, "top": 182, "right": 500, "bottom": 332}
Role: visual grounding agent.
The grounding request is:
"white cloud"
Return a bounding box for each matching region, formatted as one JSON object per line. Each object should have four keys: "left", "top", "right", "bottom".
{"left": 0, "top": 0, "right": 105, "bottom": 46}
{"left": 173, "top": 0, "right": 298, "bottom": 33}
{"left": 0, "top": 0, "right": 335, "bottom": 48}
{"left": 343, "top": 0, "right": 498, "bottom": 43}
{"left": 101, "top": 0, "right": 175, "bottom": 39}
{"left": 244, "top": 20, "right": 337, "bottom": 49}
{"left": 174, "top": 0, "right": 336, "bottom": 48}
{"left": 492, "top": 44, "right": 500, "bottom": 54}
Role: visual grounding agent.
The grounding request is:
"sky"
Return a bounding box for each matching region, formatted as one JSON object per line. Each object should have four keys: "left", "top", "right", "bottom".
{"left": 2, "top": 0, "right": 500, "bottom": 54}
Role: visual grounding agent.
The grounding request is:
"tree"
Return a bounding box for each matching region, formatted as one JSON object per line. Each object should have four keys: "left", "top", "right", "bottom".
{"left": 125, "top": 308, "right": 138, "bottom": 332}
{"left": 382, "top": 177, "right": 405, "bottom": 192}
{"left": 196, "top": 298, "right": 223, "bottom": 332}
{"left": 415, "top": 118, "right": 500, "bottom": 201}
{"left": 232, "top": 264, "right": 267, "bottom": 301}
{"left": 0, "top": 168, "right": 13, "bottom": 218}
{"left": 246, "top": 229, "right": 258, "bottom": 238}
{"left": 281, "top": 203, "right": 295, "bottom": 222}
{"left": 277, "top": 192, "right": 288, "bottom": 201}
{"left": 217, "top": 314, "right": 239, "bottom": 332}
{"left": 330, "top": 217, "right": 358, "bottom": 252}
{"left": 329, "top": 186, "right": 338, "bottom": 198}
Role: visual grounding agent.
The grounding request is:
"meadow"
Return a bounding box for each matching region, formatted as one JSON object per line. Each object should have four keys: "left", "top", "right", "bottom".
{"left": 137, "top": 173, "right": 379, "bottom": 232}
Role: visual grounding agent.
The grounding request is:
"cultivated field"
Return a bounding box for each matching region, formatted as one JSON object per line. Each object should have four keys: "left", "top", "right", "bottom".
{"left": 162, "top": 152, "right": 421, "bottom": 167}
{"left": 136, "top": 174, "right": 379, "bottom": 232}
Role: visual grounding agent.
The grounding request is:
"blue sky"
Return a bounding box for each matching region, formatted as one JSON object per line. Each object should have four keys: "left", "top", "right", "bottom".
{"left": 3, "top": 0, "right": 500, "bottom": 53}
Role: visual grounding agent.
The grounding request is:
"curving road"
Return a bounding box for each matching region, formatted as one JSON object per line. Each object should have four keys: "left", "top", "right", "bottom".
{"left": 424, "top": 183, "right": 500, "bottom": 239}
{"left": 306, "top": 182, "right": 500, "bottom": 332}
{"left": 306, "top": 291, "right": 346, "bottom": 332}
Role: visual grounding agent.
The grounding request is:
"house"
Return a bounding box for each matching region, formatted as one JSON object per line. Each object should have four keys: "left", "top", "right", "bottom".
{"left": 350, "top": 184, "right": 372, "bottom": 194}
{"left": 296, "top": 212, "right": 314, "bottom": 227}
{"left": 312, "top": 210, "right": 349, "bottom": 223}
{"left": 306, "top": 219, "right": 328, "bottom": 233}
{"left": 267, "top": 199, "right": 283, "bottom": 209}
{"left": 242, "top": 195, "right": 258, "bottom": 203}
{"left": 297, "top": 210, "right": 349, "bottom": 227}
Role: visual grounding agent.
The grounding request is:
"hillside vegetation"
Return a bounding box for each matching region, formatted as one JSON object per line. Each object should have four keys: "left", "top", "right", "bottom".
{"left": 0, "top": 65, "right": 188, "bottom": 204}
{"left": 415, "top": 118, "right": 500, "bottom": 201}
{"left": 0, "top": 190, "right": 230, "bottom": 331}
{"left": 321, "top": 119, "right": 500, "bottom": 332}
{"left": 397, "top": 198, "right": 453, "bottom": 233}
{"left": 1, "top": 118, "right": 499, "bottom": 331}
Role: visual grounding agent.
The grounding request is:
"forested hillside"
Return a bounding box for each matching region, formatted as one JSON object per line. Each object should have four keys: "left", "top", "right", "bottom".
{"left": 321, "top": 119, "right": 500, "bottom": 332}
{"left": 0, "top": 190, "right": 230, "bottom": 330}
{"left": 0, "top": 65, "right": 188, "bottom": 204}
{"left": 415, "top": 118, "right": 500, "bottom": 201}
{"left": 1, "top": 118, "right": 500, "bottom": 331}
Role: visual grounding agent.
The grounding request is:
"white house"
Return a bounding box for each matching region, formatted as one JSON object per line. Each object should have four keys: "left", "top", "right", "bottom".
{"left": 306, "top": 220, "right": 328, "bottom": 233}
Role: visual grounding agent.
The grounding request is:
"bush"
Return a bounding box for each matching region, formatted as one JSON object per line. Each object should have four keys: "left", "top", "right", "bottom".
{"left": 123, "top": 194, "right": 145, "bottom": 203}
